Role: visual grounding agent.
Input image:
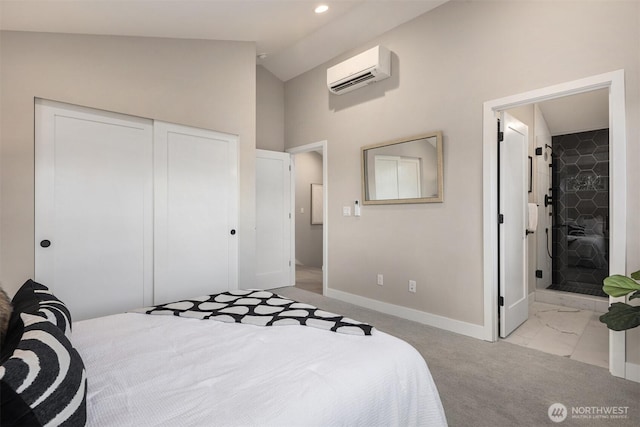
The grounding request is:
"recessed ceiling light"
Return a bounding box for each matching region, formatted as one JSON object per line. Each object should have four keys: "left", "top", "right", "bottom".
{"left": 314, "top": 5, "right": 329, "bottom": 14}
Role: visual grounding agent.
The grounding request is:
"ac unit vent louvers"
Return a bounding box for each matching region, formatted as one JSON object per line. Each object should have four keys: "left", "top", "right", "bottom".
{"left": 331, "top": 72, "right": 377, "bottom": 93}
{"left": 327, "top": 46, "right": 391, "bottom": 95}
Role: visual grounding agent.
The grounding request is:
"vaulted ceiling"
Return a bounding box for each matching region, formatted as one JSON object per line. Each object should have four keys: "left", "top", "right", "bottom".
{"left": 0, "top": 0, "right": 448, "bottom": 81}
{"left": 1, "top": 0, "right": 609, "bottom": 130}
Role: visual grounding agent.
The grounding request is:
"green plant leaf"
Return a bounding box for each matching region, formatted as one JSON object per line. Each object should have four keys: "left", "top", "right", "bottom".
{"left": 631, "top": 270, "right": 640, "bottom": 281}
{"left": 630, "top": 291, "right": 640, "bottom": 301}
{"left": 599, "top": 303, "right": 640, "bottom": 331}
{"left": 603, "top": 275, "right": 640, "bottom": 297}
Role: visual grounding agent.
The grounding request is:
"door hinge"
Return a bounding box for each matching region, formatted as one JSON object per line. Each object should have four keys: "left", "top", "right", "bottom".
{"left": 289, "top": 165, "right": 291, "bottom": 171}
{"left": 498, "top": 296, "right": 504, "bottom": 306}
{"left": 498, "top": 131, "right": 504, "bottom": 142}
{"left": 498, "top": 214, "right": 504, "bottom": 224}
{"left": 289, "top": 213, "right": 291, "bottom": 219}
{"left": 289, "top": 260, "right": 292, "bottom": 267}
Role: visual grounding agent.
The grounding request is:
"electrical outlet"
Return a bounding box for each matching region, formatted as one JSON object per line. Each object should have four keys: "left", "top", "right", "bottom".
{"left": 408, "top": 280, "right": 417, "bottom": 293}
{"left": 377, "top": 274, "right": 383, "bottom": 286}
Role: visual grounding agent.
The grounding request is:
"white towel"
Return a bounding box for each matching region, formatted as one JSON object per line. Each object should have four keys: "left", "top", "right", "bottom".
{"left": 527, "top": 203, "right": 538, "bottom": 233}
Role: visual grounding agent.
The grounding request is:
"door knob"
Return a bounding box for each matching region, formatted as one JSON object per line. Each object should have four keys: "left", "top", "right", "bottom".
{"left": 230, "top": 229, "right": 236, "bottom": 235}
{"left": 40, "top": 240, "right": 51, "bottom": 248}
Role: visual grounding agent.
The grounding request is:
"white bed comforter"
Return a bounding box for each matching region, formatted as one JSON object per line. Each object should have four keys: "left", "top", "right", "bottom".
{"left": 73, "top": 313, "right": 447, "bottom": 427}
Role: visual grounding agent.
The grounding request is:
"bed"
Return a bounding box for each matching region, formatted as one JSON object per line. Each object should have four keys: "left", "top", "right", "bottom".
{"left": 1, "top": 282, "right": 447, "bottom": 426}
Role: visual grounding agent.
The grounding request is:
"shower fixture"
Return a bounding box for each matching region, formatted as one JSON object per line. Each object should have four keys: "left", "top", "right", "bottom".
{"left": 535, "top": 144, "right": 553, "bottom": 161}
{"left": 545, "top": 227, "right": 553, "bottom": 258}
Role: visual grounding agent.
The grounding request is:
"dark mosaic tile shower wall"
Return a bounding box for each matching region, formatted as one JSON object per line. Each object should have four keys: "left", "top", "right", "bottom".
{"left": 550, "top": 129, "right": 609, "bottom": 297}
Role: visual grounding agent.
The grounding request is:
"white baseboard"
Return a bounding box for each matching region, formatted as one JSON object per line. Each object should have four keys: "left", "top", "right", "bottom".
{"left": 529, "top": 291, "right": 536, "bottom": 307}
{"left": 325, "top": 288, "right": 486, "bottom": 340}
{"left": 625, "top": 362, "right": 640, "bottom": 383}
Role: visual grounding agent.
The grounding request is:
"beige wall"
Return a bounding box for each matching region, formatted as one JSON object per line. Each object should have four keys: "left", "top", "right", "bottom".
{"left": 256, "top": 65, "right": 284, "bottom": 152}
{"left": 294, "top": 151, "right": 323, "bottom": 268}
{"left": 284, "top": 0, "right": 640, "bottom": 356}
{"left": 0, "top": 31, "right": 257, "bottom": 295}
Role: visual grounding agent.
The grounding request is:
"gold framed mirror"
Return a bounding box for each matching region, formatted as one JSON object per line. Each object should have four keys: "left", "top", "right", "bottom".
{"left": 361, "top": 131, "right": 443, "bottom": 204}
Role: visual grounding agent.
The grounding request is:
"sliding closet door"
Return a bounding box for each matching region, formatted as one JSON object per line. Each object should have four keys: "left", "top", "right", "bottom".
{"left": 153, "top": 122, "right": 238, "bottom": 305}
{"left": 35, "top": 99, "right": 153, "bottom": 321}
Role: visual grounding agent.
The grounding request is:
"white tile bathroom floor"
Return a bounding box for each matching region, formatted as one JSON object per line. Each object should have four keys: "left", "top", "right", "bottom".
{"left": 503, "top": 301, "right": 609, "bottom": 369}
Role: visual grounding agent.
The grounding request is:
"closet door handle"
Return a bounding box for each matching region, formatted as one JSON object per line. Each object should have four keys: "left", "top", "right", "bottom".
{"left": 230, "top": 229, "right": 236, "bottom": 235}
{"left": 40, "top": 239, "right": 51, "bottom": 248}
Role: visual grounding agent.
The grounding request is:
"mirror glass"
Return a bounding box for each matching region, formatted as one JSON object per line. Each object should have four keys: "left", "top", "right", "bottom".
{"left": 361, "top": 132, "right": 443, "bottom": 204}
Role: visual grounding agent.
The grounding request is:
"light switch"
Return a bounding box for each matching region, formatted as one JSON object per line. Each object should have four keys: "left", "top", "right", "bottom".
{"left": 343, "top": 206, "right": 351, "bottom": 216}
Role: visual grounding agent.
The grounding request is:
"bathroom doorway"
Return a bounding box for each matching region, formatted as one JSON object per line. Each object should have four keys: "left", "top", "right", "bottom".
{"left": 482, "top": 70, "right": 627, "bottom": 378}
{"left": 502, "top": 91, "right": 610, "bottom": 368}
{"left": 506, "top": 90, "right": 610, "bottom": 302}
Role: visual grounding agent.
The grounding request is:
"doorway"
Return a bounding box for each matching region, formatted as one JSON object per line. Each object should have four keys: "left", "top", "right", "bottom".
{"left": 287, "top": 142, "right": 328, "bottom": 295}
{"left": 482, "top": 70, "right": 627, "bottom": 378}
{"left": 501, "top": 93, "right": 611, "bottom": 368}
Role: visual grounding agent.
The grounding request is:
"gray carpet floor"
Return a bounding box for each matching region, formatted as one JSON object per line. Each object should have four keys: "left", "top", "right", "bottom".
{"left": 294, "top": 265, "right": 323, "bottom": 294}
{"left": 273, "top": 286, "right": 640, "bottom": 427}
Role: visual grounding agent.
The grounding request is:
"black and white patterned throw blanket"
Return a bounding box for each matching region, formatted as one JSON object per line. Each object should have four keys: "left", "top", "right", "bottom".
{"left": 133, "top": 290, "right": 373, "bottom": 336}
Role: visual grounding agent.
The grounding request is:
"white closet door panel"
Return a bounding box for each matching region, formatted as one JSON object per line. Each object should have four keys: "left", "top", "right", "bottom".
{"left": 154, "top": 122, "right": 238, "bottom": 304}
{"left": 35, "top": 100, "right": 153, "bottom": 321}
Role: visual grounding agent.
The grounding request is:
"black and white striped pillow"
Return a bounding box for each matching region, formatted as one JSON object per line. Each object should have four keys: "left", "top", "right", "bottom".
{"left": 2, "top": 281, "right": 74, "bottom": 366}
{"left": 0, "top": 313, "right": 87, "bottom": 426}
{"left": 11, "top": 280, "right": 72, "bottom": 336}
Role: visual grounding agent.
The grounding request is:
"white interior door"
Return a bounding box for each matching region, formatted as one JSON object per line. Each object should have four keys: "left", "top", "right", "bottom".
{"left": 255, "top": 150, "right": 292, "bottom": 289}
{"left": 499, "top": 112, "right": 529, "bottom": 338}
{"left": 398, "top": 157, "right": 421, "bottom": 199}
{"left": 154, "top": 122, "right": 238, "bottom": 304}
{"left": 35, "top": 99, "right": 153, "bottom": 321}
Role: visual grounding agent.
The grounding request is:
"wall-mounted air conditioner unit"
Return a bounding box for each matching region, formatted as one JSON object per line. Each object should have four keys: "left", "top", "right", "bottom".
{"left": 327, "top": 45, "right": 391, "bottom": 95}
